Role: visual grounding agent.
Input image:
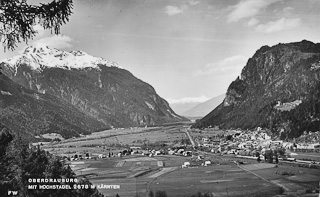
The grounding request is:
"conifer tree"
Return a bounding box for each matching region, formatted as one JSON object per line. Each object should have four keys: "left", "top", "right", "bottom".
{"left": 0, "top": 0, "right": 73, "bottom": 51}
{"left": 0, "top": 127, "right": 104, "bottom": 197}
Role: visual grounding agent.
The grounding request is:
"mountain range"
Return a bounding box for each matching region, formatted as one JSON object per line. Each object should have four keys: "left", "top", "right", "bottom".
{"left": 194, "top": 40, "right": 320, "bottom": 138}
{"left": 0, "top": 46, "right": 186, "bottom": 140}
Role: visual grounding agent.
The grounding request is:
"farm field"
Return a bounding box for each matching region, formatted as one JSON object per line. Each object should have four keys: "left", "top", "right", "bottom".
{"left": 148, "top": 161, "right": 320, "bottom": 197}
{"left": 42, "top": 125, "right": 188, "bottom": 155}
{"left": 252, "top": 165, "right": 320, "bottom": 191}
{"left": 64, "top": 152, "right": 320, "bottom": 197}
{"left": 67, "top": 155, "right": 268, "bottom": 197}
{"left": 188, "top": 128, "right": 239, "bottom": 139}
{"left": 40, "top": 125, "right": 190, "bottom": 162}
{"left": 148, "top": 165, "right": 281, "bottom": 197}
{"left": 188, "top": 128, "right": 224, "bottom": 139}
{"left": 66, "top": 155, "right": 190, "bottom": 197}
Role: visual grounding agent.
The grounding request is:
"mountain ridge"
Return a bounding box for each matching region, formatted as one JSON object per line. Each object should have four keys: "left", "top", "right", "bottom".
{"left": 193, "top": 40, "right": 320, "bottom": 138}
{"left": 182, "top": 94, "right": 225, "bottom": 117}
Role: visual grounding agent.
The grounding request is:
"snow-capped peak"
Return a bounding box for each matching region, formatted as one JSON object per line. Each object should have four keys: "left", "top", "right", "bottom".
{"left": 2, "top": 45, "right": 120, "bottom": 72}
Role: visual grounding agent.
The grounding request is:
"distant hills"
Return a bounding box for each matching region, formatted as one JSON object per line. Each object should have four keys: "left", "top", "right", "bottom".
{"left": 169, "top": 102, "right": 201, "bottom": 116}
{"left": 194, "top": 40, "right": 320, "bottom": 138}
{"left": 182, "top": 94, "right": 225, "bottom": 117}
{"left": 169, "top": 94, "right": 225, "bottom": 118}
{"left": 0, "top": 46, "right": 186, "bottom": 139}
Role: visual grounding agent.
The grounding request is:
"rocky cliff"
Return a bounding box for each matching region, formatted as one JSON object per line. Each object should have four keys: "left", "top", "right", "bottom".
{"left": 194, "top": 40, "right": 320, "bottom": 138}
{"left": 0, "top": 46, "right": 185, "bottom": 139}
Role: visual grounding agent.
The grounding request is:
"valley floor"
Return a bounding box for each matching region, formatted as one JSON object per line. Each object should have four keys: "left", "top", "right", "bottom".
{"left": 41, "top": 125, "right": 320, "bottom": 197}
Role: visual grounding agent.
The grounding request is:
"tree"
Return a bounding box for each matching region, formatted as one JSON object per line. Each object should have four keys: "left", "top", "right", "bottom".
{"left": 257, "top": 156, "right": 261, "bottom": 163}
{"left": 0, "top": 127, "right": 104, "bottom": 197}
{"left": 264, "top": 149, "right": 273, "bottom": 163}
{"left": 0, "top": 126, "right": 15, "bottom": 196}
{"left": 148, "top": 191, "right": 154, "bottom": 197}
{"left": 0, "top": 0, "right": 73, "bottom": 51}
{"left": 155, "top": 190, "right": 168, "bottom": 197}
{"left": 275, "top": 155, "right": 279, "bottom": 164}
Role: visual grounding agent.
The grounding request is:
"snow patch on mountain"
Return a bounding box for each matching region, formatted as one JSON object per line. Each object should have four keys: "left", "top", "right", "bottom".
{"left": 145, "top": 101, "right": 155, "bottom": 110}
{"left": 167, "top": 109, "right": 182, "bottom": 119}
{"left": 2, "top": 45, "right": 120, "bottom": 72}
{"left": 0, "top": 90, "right": 12, "bottom": 96}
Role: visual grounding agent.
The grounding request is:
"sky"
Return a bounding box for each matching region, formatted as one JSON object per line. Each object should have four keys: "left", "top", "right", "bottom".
{"left": 1, "top": 0, "right": 320, "bottom": 105}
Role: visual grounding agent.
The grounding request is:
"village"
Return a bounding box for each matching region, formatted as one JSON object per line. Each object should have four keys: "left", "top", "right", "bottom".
{"left": 60, "top": 126, "right": 320, "bottom": 169}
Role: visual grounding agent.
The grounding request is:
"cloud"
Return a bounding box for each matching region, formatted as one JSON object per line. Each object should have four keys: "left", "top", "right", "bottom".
{"left": 189, "top": 0, "right": 200, "bottom": 6}
{"left": 166, "top": 95, "right": 210, "bottom": 104}
{"left": 256, "top": 18, "right": 301, "bottom": 33}
{"left": 247, "top": 18, "right": 260, "bottom": 27}
{"left": 227, "top": 0, "right": 279, "bottom": 23}
{"left": 32, "top": 35, "right": 73, "bottom": 49}
{"left": 195, "top": 55, "right": 248, "bottom": 76}
{"left": 164, "top": 1, "right": 199, "bottom": 16}
{"left": 165, "top": 5, "right": 188, "bottom": 16}
{"left": 283, "top": 7, "right": 294, "bottom": 15}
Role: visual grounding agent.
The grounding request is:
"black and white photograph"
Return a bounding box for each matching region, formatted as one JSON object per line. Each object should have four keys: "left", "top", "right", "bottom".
{"left": 0, "top": 0, "right": 320, "bottom": 196}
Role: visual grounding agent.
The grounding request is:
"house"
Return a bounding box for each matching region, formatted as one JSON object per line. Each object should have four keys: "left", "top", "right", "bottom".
{"left": 202, "top": 137, "right": 209, "bottom": 143}
{"left": 197, "top": 155, "right": 204, "bottom": 160}
{"left": 168, "top": 150, "right": 175, "bottom": 155}
{"left": 183, "top": 151, "right": 192, "bottom": 156}
{"left": 227, "top": 149, "right": 236, "bottom": 154}
{"left": 177, "top": 149, "right": 185, "bottom": 154}
{"left": 98, "top": 154, "right": 106, "bottom": 158}
{"left": 271, "top": 140, "right": 283, "bottom": 146}
{"left": 141, "top": 150, "right": 149, "bottom": 155}
{"left": 203, "top": 143, "right": 214, "bottom": 148}
{"left": 313, "top": 143, "right": 320, "bottom": 149}
{"left": 182, "top": 161, "right": 191, "bottom": 168}
{"left": 238, "top": 143, "right": 246, "bottom": 149}
{"left": 211, "top": 140, "right": 220, "bottom": 145}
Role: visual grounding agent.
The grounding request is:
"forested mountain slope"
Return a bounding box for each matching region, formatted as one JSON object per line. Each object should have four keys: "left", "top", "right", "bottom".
{"left": 194, "top": 40, "right": 320, "bottom": 138}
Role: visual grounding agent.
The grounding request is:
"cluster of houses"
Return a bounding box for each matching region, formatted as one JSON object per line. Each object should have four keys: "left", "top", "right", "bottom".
{"left": 66, "top": 145, "right": 195, "bottom": 161}
{"left": 290, "top": 131, "right": 320, "bottom": 151}
{"left": 192, "top": 128, "right": 285, "bottom": 159}
{"left": 191, "top": 127, "right": 320, "bottom": 160}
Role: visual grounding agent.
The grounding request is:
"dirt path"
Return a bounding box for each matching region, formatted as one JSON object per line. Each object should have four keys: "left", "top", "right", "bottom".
{"left": 185, "top": 129, "right": 196, "bottom": 148}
